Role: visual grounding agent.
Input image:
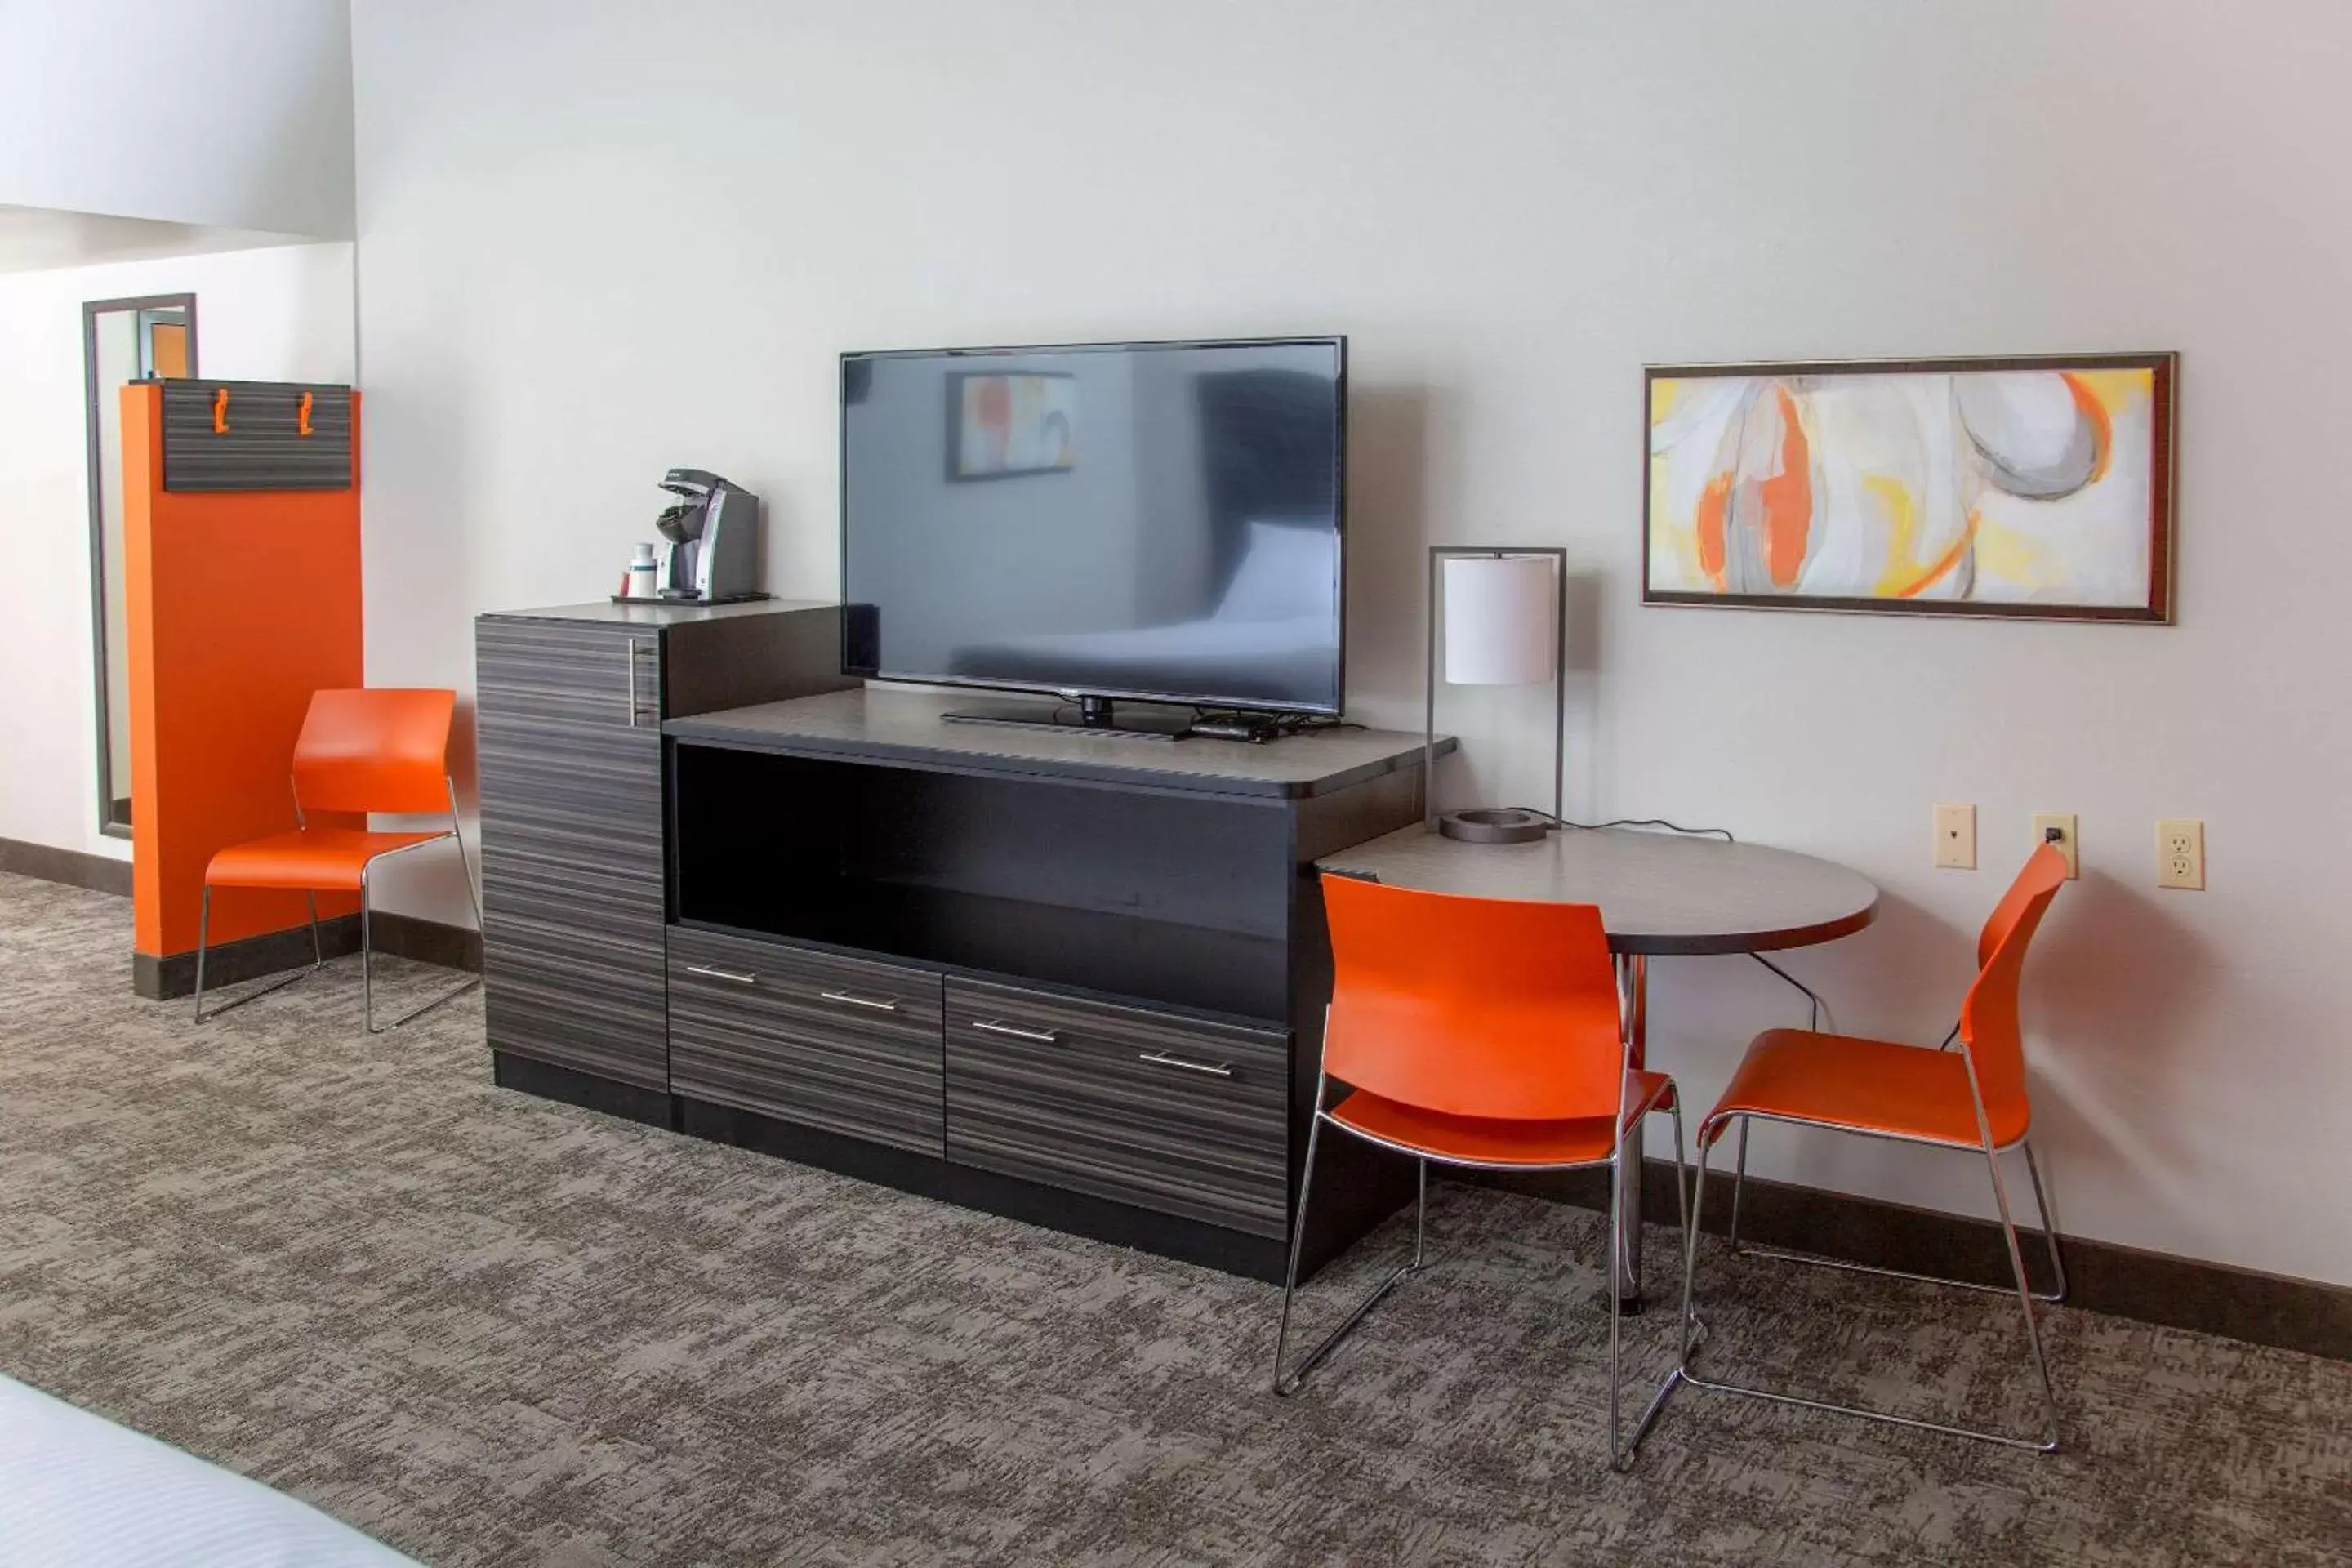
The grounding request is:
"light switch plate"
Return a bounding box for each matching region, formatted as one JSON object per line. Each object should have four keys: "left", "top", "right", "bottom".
{"left": 2033, "top": 813, "right": 2079, "bottom": 879}
{"left": 1934, "top": 803, "right": 1977, "bottom": 870}
{"left": 2158, "top": 818, "right": 2203, "bottom": 890}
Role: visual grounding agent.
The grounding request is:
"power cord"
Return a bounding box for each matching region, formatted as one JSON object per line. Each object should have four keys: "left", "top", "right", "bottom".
{"left": 1503, "top": 807, "right": 1830, "bottom": 1031}
{"left": 1189, "top": 707, "right": 1367, "bottom": 737}
{"left": 1752, "top": 953, "right": 1825, "bottom": 1032}
{"left": 1501, "top": 808, "right": 1732, "bottom": 841}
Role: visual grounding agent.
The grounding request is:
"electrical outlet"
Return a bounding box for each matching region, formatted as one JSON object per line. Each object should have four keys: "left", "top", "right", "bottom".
{"left": 1933, "top": 803, "right": 1977, "bottom": 870}
{"left": 2033, "top": 813, "right": 2079, "bottom": 879}
{"left": 2158, "top": 818, "right": 2204, "bottom": 890}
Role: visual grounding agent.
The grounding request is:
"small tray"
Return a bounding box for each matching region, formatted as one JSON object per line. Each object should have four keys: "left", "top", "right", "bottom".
{"left": 608, "top": 591, "right": 774, "bottom": 607}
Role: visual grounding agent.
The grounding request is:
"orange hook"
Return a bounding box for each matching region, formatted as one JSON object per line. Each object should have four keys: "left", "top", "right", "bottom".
{"left": 212, "top": 387, "right": 229, "bottom": 434}
{"left": 297, "top": 391, "right": 314, "bottom": 437}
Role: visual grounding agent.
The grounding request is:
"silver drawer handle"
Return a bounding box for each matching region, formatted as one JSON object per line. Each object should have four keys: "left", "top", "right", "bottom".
{"left": 972, "top": 1018, "right": 1059, "bottom": 1045}
{"left": 820, "top": 988, "right": 900, "bottom": 1013}
{"left": 626, "top": 638, "right": 645, "bottom": 727}
{"left": 1138, "top": 1049, "right": 1234, "bottom": 1079}
{"left": 685, "top": 964, "right": 757, "bottom": 986}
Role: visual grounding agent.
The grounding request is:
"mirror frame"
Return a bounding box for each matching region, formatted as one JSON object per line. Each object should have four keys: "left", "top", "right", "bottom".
{"left": 83, "top": 292, "right": 198, "bottom": 840}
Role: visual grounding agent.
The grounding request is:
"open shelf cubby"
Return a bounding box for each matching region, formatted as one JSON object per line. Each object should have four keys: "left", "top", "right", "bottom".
{"left": 670, "top": 744, "right": 1298, "bottom": 1023}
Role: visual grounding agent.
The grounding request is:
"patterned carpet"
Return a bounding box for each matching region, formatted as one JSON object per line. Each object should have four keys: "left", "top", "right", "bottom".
{"left": 2, "top": 871, "right": 2347, "bottom": 1567}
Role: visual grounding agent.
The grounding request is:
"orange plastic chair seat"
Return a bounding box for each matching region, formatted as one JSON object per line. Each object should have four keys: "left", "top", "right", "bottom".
{"left": 204, "top": 829, "right": 449, "bottom": 893}
{"left": 1711, "top": 1027, "right": 2024, "bottom": 1152}
{"left": 1329, "top": 1070, "right": 1677, "bottom": 1168}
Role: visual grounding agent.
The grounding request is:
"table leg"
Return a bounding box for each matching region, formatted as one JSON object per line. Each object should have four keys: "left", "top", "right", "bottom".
{"left": 1614, "top": 953, "right": 1646, "bottom": 1313}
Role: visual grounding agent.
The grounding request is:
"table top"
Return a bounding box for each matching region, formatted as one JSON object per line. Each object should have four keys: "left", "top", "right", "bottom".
{"left": 666, "top": 687, "right": 1456, "bottom": 800}
{"left": 1317, "top": 823, "right": 1879, "bottom": 956}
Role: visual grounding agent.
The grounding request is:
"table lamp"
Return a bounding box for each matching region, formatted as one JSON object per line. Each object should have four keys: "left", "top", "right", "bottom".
{"left": 1423, "top": 546, "right": 1566, "bottom": 843}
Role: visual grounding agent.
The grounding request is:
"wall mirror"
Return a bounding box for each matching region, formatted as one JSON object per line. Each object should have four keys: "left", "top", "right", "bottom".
{"left": 84, "top": 293, "right": 197, "bottom": 837}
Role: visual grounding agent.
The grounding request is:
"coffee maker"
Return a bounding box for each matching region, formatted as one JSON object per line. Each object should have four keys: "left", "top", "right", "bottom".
{"left": 652, "top": 468, "right": 761, "bottom": 603}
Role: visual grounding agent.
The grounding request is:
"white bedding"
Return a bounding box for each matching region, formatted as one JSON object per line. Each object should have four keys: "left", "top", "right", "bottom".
{"left": 0, "top": 1374, "right": 415, "bottom": 1567}
{"left": 947, "top": 519, "right": 1341, "bottom": 703}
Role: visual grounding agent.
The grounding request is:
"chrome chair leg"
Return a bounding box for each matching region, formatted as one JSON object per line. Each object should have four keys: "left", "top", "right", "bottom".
{"left": 362, "top": 873, "right": 375, "bottom": 1033}
{"left": 1984, "top": 1135, "right": 2063, "bottom": 1450}
{"left": 1612, "top": 1100, "right": 1695, "bottom": 1472}
{"left": 1681, "top": 1110, "right": 2061, "bottom": 1452}
{"left": 1274, "top": 1129, "right": 1427, "bottom": 1397}
{"left": 359, "top": 834, "right": 487, "bottom": 1034}
{"left": 1606, "top": 1144, "right": 1624, "bottom": 1463}
{"left": 1679, "top": 1120, "right": 1712, "bottom": 1365}
{"left": 192, "top": 886, "right": 326, "bottom": 1024}
{"left": 1731, "top": 1126, "right": 2065, "bottom": 1303}
{"left": 2021, "top": 1139, "right": 2069, "bottom": 1303}
{"left": 192, "top": 888, "right": 211, "bottom": 1023}
{"left": 1726, "top": 1118, "right": 1751, "bottom": 1248}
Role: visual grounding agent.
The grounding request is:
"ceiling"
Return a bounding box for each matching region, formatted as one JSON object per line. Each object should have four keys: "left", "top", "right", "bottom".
{"left": 0, "top": 204, "right": 310, "bottom": 274}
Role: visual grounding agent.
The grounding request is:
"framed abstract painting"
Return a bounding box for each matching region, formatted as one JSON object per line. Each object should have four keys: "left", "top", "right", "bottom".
{"left": 947, "top": 371, "right": 1076, "bottom": 481}
{"left": 1643, "top": 353, "right": 2176, "bottom": 621}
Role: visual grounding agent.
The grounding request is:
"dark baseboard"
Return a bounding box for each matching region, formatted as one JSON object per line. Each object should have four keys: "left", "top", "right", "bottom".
{"left": 134, "top": 910, "right": 481, "bottom": 1000}
{"left": 0, "top": 839, "right": 485, "bottom": 987}
{"left": 1472, "top": 1159, "right": 2352, "bottom": 1363}
{"left": 368, "top": 910, "right": 483, "bottom": 972}
{"left": 492, "top": 1051, "right": 677, "bottom": 1130}
{"left": 136, "top": 915, "right": 363, "bottom": 1000}
{"left": 0, "top": 836, "right": 133, "bottom": 897}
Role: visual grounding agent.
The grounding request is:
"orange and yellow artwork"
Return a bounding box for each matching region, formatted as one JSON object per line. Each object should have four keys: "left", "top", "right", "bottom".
{"left": 951, "top": 371, "right": 1077, "bottom": 481}
{"left": 1644, "top": 355, "right": 2174, "bottom": 620}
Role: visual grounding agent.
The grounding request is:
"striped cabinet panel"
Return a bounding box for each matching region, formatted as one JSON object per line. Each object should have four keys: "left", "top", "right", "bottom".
{"left": 477, "top": 622, "right": 668, "bottom": 1090}
{"left": 943, "top": 978, "right": 1290, "bottom": 1237}
{"left": 476, "top": 619, "right": 660, "bottom": 732}
{"left": 161, "top": 380, "right": 353, "bottom": 492}
{"left": 667, "top": 930, "right": 945, "bottom": 1155}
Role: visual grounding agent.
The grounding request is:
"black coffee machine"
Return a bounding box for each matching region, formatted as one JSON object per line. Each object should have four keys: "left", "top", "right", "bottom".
{"left": 653, "top": 468, "right": 762, "bottom": 603}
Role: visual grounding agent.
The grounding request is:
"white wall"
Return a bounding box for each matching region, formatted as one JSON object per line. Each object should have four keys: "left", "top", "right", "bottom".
{"left": 349, "top": 0, "right": 2352, "bottom": 1287}
{"left": 0, "top": 243, "right": 357, "bottom": 859}
{"left": 0, "top": 0, "right": 353, "bottom": 238}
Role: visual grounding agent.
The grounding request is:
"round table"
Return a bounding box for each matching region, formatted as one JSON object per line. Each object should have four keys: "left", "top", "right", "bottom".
{"left": 1316, "top": 822, "right": 1881, "bottom": 1306}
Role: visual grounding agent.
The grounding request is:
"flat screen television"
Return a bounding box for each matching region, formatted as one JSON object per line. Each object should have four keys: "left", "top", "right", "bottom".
{"left": 840, "top": 336, "right": 1346, "bottom": 733}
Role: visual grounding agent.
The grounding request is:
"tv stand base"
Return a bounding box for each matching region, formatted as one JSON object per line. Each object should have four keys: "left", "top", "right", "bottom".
{"left": 940, "top": 695, "right": 1193, "bottom": 740}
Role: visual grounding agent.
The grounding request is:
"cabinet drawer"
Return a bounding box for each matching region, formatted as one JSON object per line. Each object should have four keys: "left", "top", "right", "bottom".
{"left": 668, "top": 930, "right": 945, "bottom": 1155}
{"left": 478, "top": 617, "right": 661, "bottom": 731}
{"left": 943, "top": 979, "right": 1289, "bottom": 1237}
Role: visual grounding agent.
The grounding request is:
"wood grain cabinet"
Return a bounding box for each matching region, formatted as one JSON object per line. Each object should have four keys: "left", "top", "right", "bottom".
{"left": 653, "top": 688, "right": 1441, "bottom": 1280}
{"left": 668, "top": 928, "right": 945, "bottom": 1156}
{"left": 944, "top": 978, "right": 1290, "bottom": 1238}
{"left": 481, "top": 648, "right": 1441, "bottom": 1282}
{"left": 474, "top": 603, "right": 847, "bottom": 1103}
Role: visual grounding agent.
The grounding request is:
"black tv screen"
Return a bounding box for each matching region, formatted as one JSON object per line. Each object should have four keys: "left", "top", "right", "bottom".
{"left": 840, "top": 337, "right": 1346, "bottom": 714}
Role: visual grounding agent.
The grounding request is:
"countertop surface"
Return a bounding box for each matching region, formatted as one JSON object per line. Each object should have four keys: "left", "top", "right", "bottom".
{"left": 666, "top": 687, "right": 1452, "bottom": 799}
{"left": 482, "top": 599, "right": 834, "bottom": 626}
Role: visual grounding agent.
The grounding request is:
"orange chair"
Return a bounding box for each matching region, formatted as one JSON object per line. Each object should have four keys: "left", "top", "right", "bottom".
{"left": 1677, "top": 844, "right": 2069, "bottom": 1451}
{"left": 1274, "top": 873, "right": 1693, "bottom": 1471}
{"left": 194, "top": 689, "right": 482, "bottom": 1033}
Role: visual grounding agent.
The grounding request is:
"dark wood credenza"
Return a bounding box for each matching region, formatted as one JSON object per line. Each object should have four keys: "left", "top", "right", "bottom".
{"left": 474, "top": 601, "right": 1447, "bottom": 1281}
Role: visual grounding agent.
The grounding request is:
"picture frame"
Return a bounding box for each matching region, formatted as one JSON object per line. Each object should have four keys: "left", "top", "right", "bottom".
{"left": 1642, "top": 352, "right": 2176, "bottom": 621}
{"left": 945, "top": 370, "right": 1077, "bottom": 482}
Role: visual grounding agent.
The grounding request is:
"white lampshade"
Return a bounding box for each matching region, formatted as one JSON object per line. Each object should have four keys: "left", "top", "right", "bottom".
{"left": 1441, "top": 554, "right": 1558, "bottom": 686}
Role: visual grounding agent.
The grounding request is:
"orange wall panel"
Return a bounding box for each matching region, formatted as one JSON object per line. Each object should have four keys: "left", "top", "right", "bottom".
{"left": 123, "top": 385, "right": 366, "bottom": 958}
